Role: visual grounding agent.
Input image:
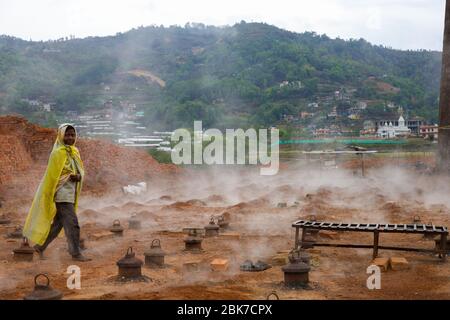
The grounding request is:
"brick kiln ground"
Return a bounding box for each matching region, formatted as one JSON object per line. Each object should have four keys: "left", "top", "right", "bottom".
{"left": 0, "top": 116, "right": 449, "bottom": 300}
{"left": 0, "top": 115, "right": 179, "bottom": 201}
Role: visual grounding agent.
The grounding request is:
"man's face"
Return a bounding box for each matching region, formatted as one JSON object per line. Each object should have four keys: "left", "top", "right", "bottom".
{"left": 64, "top": 127, "right": 76, "bottom": 146}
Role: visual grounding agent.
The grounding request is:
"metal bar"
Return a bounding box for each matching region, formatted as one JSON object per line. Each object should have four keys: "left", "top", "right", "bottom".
{"left": 295, "top": 227, "right": 300, "bottom": 251}
{"left": 300, "top": 227, "right": 306, "bottom": 249}
{"left": 444, "top": 234, "right": 448, "bottom": 261}
{"left": 292, "top": 220, "right": 448, "bottom": 235}
{"left": 310, "top": 243, "right": 436, "bottom": 253}
{"left": 440, "top": 233, "right": 448, "bottom": 261}
{"left": 293, "top": 219, "right": 448, "bottom": 260}
{"left": 373, "top": 231, "right": 379, "bottom": 259}
{"left": 295, "top": 225, "right": 446, "bottom": 235}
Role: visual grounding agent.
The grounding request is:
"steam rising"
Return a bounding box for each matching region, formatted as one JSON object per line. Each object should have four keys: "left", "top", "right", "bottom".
{"left": 1, "top": 164, "right": 449, "bottom": 298}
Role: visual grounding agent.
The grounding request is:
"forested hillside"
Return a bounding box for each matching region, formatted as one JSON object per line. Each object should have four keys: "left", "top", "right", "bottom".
{"left": 0, "top": 21, "right": 442, "bottom": 129}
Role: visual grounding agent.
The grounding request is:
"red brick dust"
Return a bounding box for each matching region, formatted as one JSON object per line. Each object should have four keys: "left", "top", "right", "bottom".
{"left": 0, "top": 115, "right": 179, "bottom": 201}
{"left": 1, "top": 117, "right": 450, "bottom": 300}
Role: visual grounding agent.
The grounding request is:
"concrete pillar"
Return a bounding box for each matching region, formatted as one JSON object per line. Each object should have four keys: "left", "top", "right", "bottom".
{"left": 438, "top": 0, "right": 450, "bottom": 172}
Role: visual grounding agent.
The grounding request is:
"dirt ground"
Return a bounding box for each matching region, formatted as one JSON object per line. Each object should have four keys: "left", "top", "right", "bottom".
{"left": 0, "top": 164, "right": 449, "bottom": 300}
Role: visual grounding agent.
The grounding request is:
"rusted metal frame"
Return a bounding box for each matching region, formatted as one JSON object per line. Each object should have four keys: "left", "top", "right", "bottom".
{"left": 295, "top": 227, "right": 300, "bottom": 250}
{"left": 292, "top": 220, "right": 448, "bottom": 235}
{"left": 294, "top": 225, "right": 448, "bottom": 260}
{"left": 439, "top": 233, "right": 448, "bottom": 261}
{"left": 311, "top": 243, "right": 437, "bottom": 254}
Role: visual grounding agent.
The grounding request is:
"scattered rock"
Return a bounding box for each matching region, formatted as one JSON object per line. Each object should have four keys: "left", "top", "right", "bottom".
{"left": 205, "top": 195, "right": 225, "bottom": 203}
{"left": 211, "top": 259, "right": 229, "bottom": 271}
{"left": 306, "top": 249, "right": 322, "bottom": 255}
{"left": 240, "top": 260, "right": 271, "bottom": 272}
{"left": 389, "top": 257, "right": 409, "bottom": 271}
{"left": 183, "top": 260, "right": 202, "bottom": 272}
{"left": 310, "top": 256, "right": 320, "bottom": 267}
{"left": 186, "top": 199, "right": 207, "bottom": 206}
{"left": 381, "top": 201, "right": 401, "bottom": 212}
{"left": 79, "top": 209, "right": 102, "bottom": 219}
{"left": 371, "top": 257, "right": 390, "bottom": 272}
{"left": 271, "top": 254, "right": 288, "bottom": 266}
{"left": 88, "top": 231, "right": 114, "bottom": 241}
{"left": 219, "top": 232, "right": 240, "bottom": 240}
{"left": 0, "top": 115, "right": 179, "bottom": 198}
{"left": 277, "top": 202, "right": 287, "bottom": 208}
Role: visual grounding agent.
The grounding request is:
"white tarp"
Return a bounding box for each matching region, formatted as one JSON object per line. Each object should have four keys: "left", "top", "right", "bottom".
{"left": 122, "top": 182, "right": 147, "bottom": 195}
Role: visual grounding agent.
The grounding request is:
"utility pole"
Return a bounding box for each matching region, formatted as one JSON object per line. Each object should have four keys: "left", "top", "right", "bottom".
{"left": 438, "top": 0, "right": 450, "bottom": 172}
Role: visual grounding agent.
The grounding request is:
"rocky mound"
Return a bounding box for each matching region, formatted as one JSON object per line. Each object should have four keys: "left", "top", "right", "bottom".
{"left": 0, "top": 115, "right": 179, "bottom": 199}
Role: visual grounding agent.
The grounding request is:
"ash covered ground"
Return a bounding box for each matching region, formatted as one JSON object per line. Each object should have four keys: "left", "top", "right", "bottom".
{"left": 1, "top": 165, "right": 449, "bottom": 300}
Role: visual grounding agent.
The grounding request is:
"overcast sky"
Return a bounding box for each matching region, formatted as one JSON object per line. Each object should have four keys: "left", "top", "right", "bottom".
{"left": 0, "top": 0, "right": 446, "bottom": 50}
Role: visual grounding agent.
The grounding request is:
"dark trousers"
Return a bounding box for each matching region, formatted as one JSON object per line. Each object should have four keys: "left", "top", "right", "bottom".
{"left": 36, "top": 202, "right": 81, "bottom": 257}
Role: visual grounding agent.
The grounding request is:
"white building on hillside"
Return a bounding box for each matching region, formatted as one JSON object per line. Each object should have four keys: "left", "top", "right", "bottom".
{"left": 377, "top": 116, "right": 411, "bottom": 138}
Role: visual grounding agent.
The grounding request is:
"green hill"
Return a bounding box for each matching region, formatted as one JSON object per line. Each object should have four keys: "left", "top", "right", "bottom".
{"left": 0, "top": 21, "right": 442, "bottom": 130}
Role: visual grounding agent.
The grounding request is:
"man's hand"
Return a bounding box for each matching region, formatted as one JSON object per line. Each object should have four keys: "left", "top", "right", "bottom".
{"left": 69, "top": 174, "right": 81, "bottom": 182}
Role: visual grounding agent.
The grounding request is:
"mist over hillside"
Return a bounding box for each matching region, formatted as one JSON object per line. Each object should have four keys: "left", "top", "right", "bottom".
{"left": 0, "top": 21, "right": 442, "bottom": 130}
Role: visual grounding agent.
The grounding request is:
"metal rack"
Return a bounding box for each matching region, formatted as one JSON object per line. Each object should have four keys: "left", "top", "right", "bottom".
{"left": 292, "top": 220, "right": 448, "bottom": 260}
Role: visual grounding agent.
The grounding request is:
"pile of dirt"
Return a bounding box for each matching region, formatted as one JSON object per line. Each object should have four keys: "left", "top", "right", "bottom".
{"left": 315, "top": 186, "right": 334, "bottom": 199}
{"left": 273, "top": 184, "right": 296, "bottom": 194}
{"left": 227, "top": 197, "right": 271, "bottom": 211}
{"left": 0, "top": 115, "right": 180, "bottom": 199}
{"left": 76, "top": 139, "right": 178, "bottom": 192}
{"left": 204, "top": 194, "right": 226, "bottom": 203}
{"left": 185, "top": 199, "right": 207, "bottom": 206}
{"left": 135, "top": 210, "right": 158, "bottom": 219}
{"left": 79, "top": 209, "right": 103, "bottom": 219}
{"left": 380, "top": 201, "right": 402, "bottom": 213}
{"left": 98, "top": 205, "right": 122, "bottom": 214}
{"left": 164, "top": 201, "right": 195, "bottom": 210}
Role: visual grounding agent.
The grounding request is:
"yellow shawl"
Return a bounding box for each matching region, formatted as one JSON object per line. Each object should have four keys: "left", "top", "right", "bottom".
{"left": 23, "top": 124, "right": 85, "bottom": 245}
